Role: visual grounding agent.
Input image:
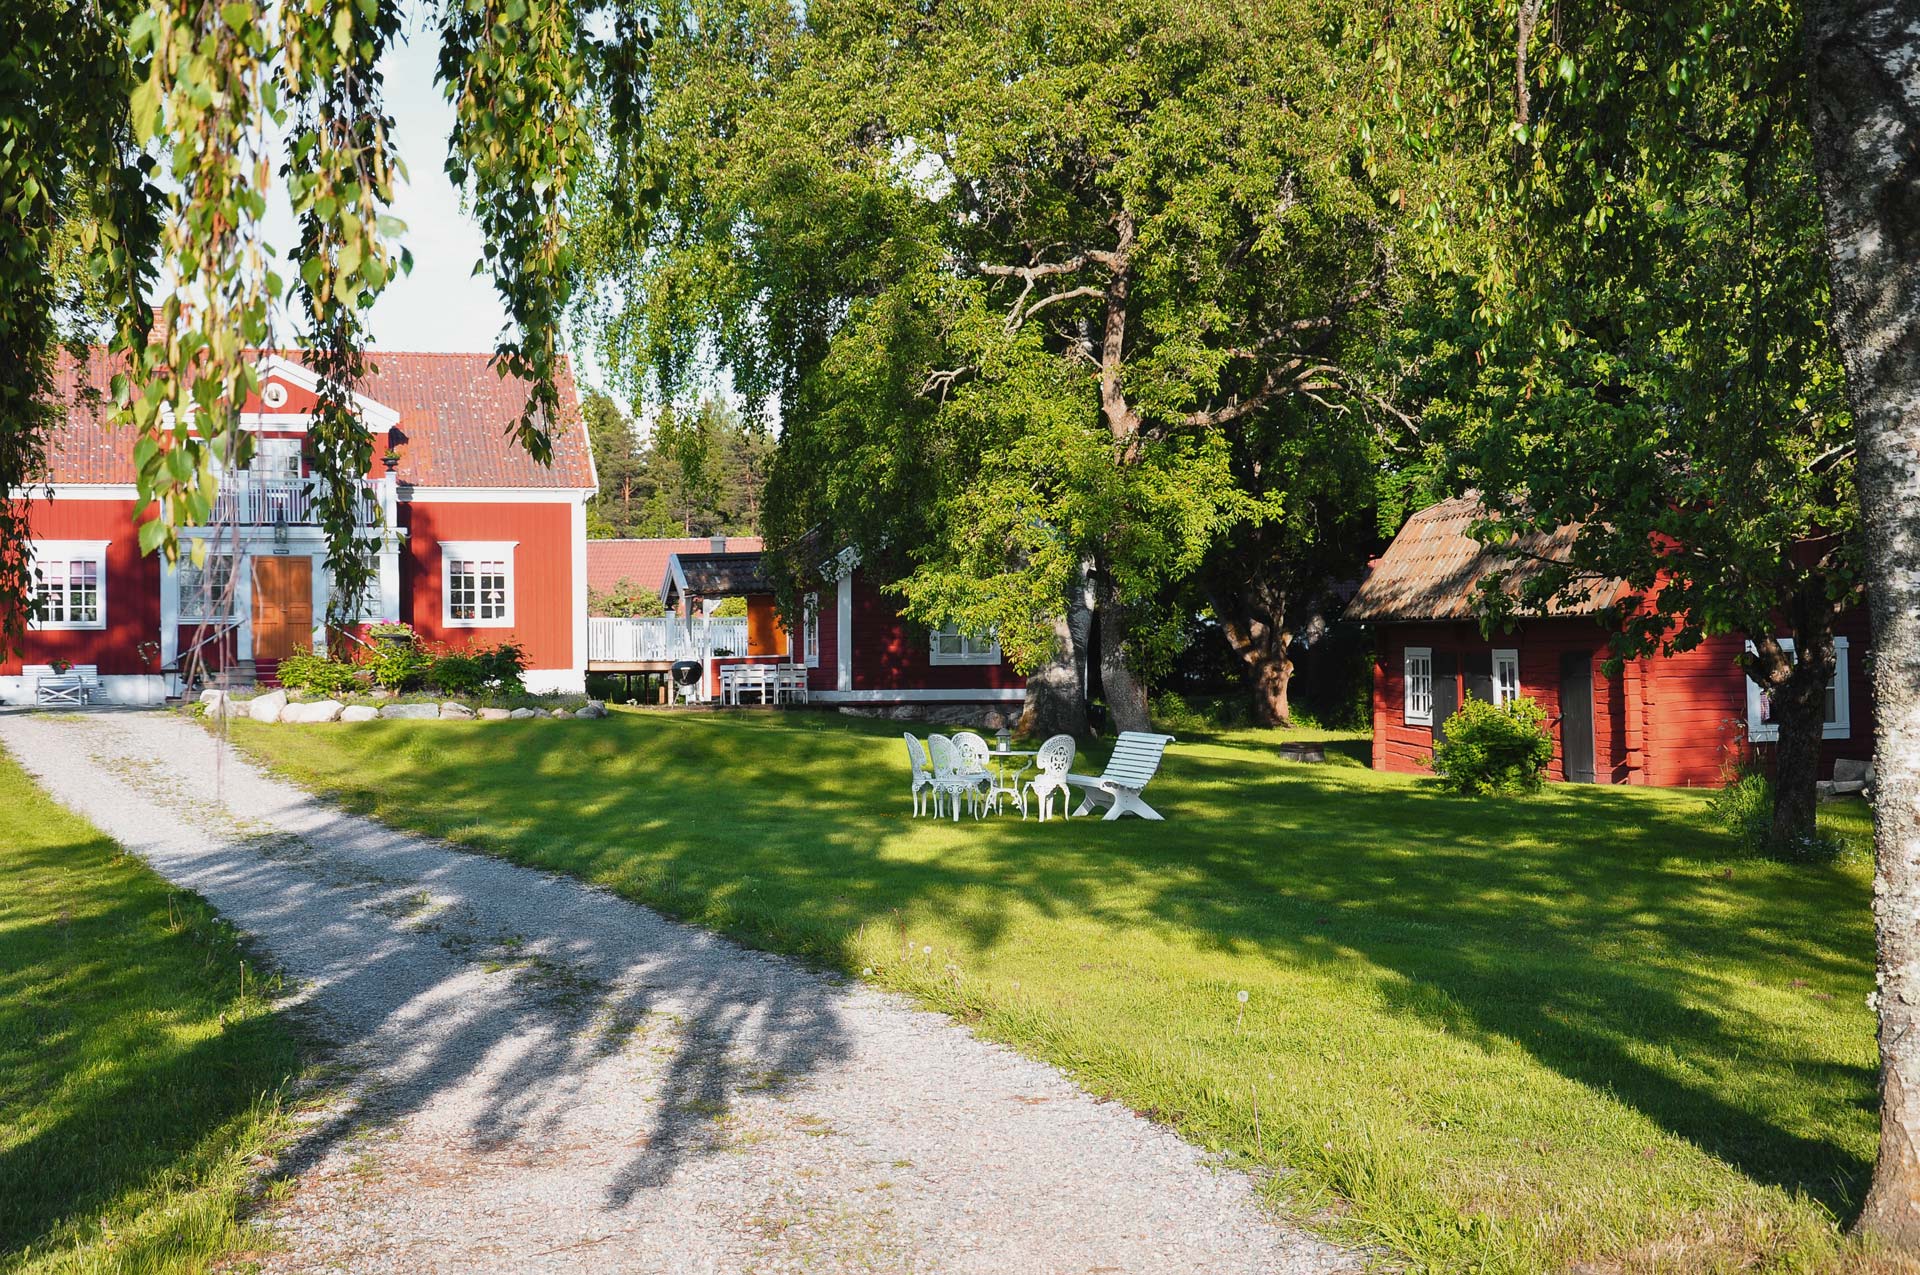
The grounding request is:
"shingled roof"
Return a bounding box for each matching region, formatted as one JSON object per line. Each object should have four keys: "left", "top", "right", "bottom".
{"left": 1344, "top": 497, "right": 1624, "bottom": 623}
{"left": 588, "top": 536, "right": 764, "bottom": 600}
{"left": 48, "top": 348, "right": 596, "bottom": 490}
{"left": 662, "top": 550, "right": 774, "bottom": 603}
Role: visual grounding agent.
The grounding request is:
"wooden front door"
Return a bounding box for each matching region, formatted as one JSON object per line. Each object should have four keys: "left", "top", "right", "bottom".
{"left": 1559, "top": 650, "right": 1596, "bottom": 783}
{"left": 251, "top": 557, "right": 313, "bottom": 661}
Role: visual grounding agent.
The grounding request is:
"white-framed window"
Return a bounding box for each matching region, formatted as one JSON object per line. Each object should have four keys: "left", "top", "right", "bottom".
{"left": 1747, "top": 636, "right": 1851, "bottom": 741}
{"left": 1403, "top": 645, "right": 1433, "bottom": 725}
{"left": 29, "top": 541, "right": 109, "bottom": 631}
{"left": 1492, "top": 648, "right": 1521, "bottom": 707}
{"left": 929, "top": 620, "right": 1000, "bottom": 666}
{"left": 250, "top": 437, "right": 303, "bottom": 478}
{"left": 802, "top": 591, "right": 820, "bottom": 669}
{"left": 178, "top": 551, "right": 238, "bottom": 621}
{"left": 442, "top": 541, "right": 516, "bottom": 627}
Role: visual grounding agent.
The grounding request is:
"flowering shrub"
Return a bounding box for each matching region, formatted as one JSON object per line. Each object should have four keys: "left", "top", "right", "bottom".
{"left": 1427, "top": 696, "right": 1555, "bottom": 796}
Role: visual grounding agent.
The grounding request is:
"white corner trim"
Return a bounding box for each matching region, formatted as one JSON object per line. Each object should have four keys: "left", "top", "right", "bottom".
{"left": 569, "top": 498, "right": 589, "bottom": 675}
{"left": 836, "top": 570, "right": 854, "bottom": 692}
{"left": 813, "top": 689, "right": 1026, "bottom": 704}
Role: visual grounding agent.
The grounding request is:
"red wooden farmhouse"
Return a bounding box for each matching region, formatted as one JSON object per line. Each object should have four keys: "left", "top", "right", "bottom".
{"left": 1345, "top": 497, "right": 1875, "bottom": 787}
{"left": 3, "top": 349, "right": 597, "bottom": 705}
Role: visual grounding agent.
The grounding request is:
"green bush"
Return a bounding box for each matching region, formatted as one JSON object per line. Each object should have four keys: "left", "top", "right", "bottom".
{"left": 1427, "top": 696, "right": 1555, "bottom": 796}
{"left": 1708, "top": 767, "right": 1846, "bottom": 863}
{"left": 275, "top": 648, "right": 360, "bottom": 697}
{"left": 358, "top": 642, "right": 432, "bottom": 691}
{"left": 427, "top": 642, "right": 526, "bottom": 697}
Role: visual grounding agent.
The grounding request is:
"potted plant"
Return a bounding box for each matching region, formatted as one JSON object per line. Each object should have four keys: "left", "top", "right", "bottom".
{"left": 49, "top": 658, "right": 73, "bottom": 675}
{"left": 368, "top": 620, "right": 415, "bottom": 649}
{"left": 381, "top": 448, "right": 402, "bottom": 472}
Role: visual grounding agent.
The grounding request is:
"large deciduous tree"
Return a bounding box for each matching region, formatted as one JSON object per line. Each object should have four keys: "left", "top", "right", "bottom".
{"left": 2, "top": 1, "right": 644, "bottom": 643}
{"left": 1384, "top": 0, "right": 1858, "bottom": 848}
{"left": 574, "top": 0, "right": 1411, "bottom": 732}
{"left": 1801, "top": 0, "right": 1920, "bottom": 1244}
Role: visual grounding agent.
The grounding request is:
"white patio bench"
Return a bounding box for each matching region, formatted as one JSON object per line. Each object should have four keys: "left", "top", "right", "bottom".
{"left": 1067, "top": 731, "right": 1177, "bottom": 820}
{"left": 25, "top": 663, "right": 100, "bottom": 707}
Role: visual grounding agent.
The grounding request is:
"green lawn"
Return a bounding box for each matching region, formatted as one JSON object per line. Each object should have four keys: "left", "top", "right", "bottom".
{"left": 233, "top": 709, "right": 1881, "bottom": 1273}
{"left": 0, "top": 750, "right": 308, "bottom": 1275}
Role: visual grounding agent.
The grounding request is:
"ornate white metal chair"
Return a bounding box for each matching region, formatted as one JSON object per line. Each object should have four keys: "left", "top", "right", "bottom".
{"left": 902, "top": 733, "right": 935, "bottom": 816}
{"left": 1024, "top": 734, "right": 1078, "bottom": 821}
{"left": 950, "top": 732, "right": 1009, "bottom": 815}
{"left": 927, "top": 734, "right": 991, "bottom": 820}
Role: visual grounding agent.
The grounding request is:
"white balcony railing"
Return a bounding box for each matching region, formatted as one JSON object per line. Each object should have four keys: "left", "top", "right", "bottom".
{"left": 588, "top": 616, "right": 750, "bottom": 665}
{"left": 210, "top": 476, "right": 380, "bottom": 526}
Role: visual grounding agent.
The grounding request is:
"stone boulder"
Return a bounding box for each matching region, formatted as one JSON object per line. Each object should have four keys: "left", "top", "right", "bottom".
{"left": 478, "top": 707, "right": 512, "bottom": 721}
{"left": 198, "top": 688, "right": 233, "bottom": 718}
{"left": 440, "top": 702, "right": 476, "bottom": 720}
{"left": 284, "top": 699, "right": 345, "bottom": 724}
{"left": 340, "top": 705, "right": 380, "bottom": 723}
{"left": 577, "top": 701, "right": 607, "bottom": 719}
{"left": 550, "top": 708, "right": 572, "bottom": 719}
{"left": 248, "top": 689, "right": 288, "bottom": 723}
{"left": 379, "top": 702, "right": 439, "bottom": 720}
{"left": 508, "top": 707, "right": 540, "bottom": 720}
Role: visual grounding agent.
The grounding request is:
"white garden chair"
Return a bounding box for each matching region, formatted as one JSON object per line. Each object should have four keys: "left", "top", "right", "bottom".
{"left": 953, "top": 729, "right": 1023, "bottom": 815}
{"left": 1023, "top": 734, "right": 1078, "bottom": 821}
{"left": 927, "top": 734, "right": 991, "bottom": 821}
{"left": 1066, "top": 731, "right": 1177, "bottom": 820}
{"left": 902, "top": 733, "right": 935, "bottom": 816}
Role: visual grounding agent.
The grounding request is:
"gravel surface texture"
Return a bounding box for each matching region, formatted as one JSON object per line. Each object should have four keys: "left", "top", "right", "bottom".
{"left": 0, "top": 710, "right": 1357, "bottom": 1275}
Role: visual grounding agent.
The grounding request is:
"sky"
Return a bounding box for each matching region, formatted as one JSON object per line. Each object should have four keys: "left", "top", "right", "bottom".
{"left": 259, "top": 17, "right": 512, "bottom": 357}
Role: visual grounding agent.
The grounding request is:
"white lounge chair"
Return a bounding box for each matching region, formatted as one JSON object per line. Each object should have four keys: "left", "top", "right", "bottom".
{"left": 928, "top": 734, "right": 991, "bottom": 821}
{"left": 1024, "top": 734, "right": 1078, "bottom": 821}
{"left": 902, "top": 733, "right": 935, "bottom": 816}
{"left": 1067, "top": 731, "right": 1176, "bottom": 820}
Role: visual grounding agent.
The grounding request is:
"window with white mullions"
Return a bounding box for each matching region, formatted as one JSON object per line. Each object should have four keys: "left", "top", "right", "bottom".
{"left": 178, "top": 552, "right": 238, "bottom": 621}
{"left": 1492, "top": 648, "right": 1520, "bottom": 707}
{"left": 442, "top": 541, "right": 516, "bottom": 628}
{"left": 929, "top": 620, "right": 1000, "bottom": 665}
{"left": 1747, "top": 636, "right": 1851, "bottom": 741}
{"left": 29, "top": 541, "right": 109, "bottom": 631}
{"left": 1403, "top": 646, "right": 1433, "bottom": 725}
{"left": 802, "top": 592, "right": 820, "bottom": 668}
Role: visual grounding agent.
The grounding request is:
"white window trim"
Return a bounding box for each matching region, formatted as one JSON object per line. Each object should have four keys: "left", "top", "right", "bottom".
{"left": 928, "top": 620, "right": 1001, "bottom": 666}
{"left": 178, "top": 550, "right": 240, "bottom": 623}
{"left": 1492, "top": 648, "right": 1521, "bottom": 707}
{"left": 441, "top": 540, "right": 517, "bottom": 629}
{"left": 802, "top": 592, "right": 821, "bottom": 669}
{"left": 1746, "top": 636, "right": 1850, "bottom": 741}
{"left": 29, "top": 540, "right": 110, "bottom": 632}
{"left": 1403, "top": 645, "right": 1433, "bottom": 725}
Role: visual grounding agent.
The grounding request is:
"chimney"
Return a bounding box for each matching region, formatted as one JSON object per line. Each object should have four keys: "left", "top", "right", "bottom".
{"left": 710, "top": 535, "right": 726, "bottom": 553}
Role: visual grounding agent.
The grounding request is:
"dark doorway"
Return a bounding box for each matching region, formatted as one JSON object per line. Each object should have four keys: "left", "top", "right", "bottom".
{"left": 1559, "top": 651, "right": 1596, "bottom": 783}
{"left": 1432, "top": 651, "right": 1460, "bottom": 741}
{"left": 1464, "top": 651, "right": 1494, "bottom": 706}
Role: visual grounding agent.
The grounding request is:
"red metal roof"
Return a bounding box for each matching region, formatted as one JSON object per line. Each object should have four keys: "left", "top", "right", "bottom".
{"left": 48, "top": 348, "right": 595, "bottom": 490}
{"left": 587, "top": 537, "right": 763, "bottom": 598}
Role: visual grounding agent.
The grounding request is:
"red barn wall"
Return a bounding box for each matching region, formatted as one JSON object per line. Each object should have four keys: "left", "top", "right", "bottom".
{"left": 402, "top": 500, "right": 575, "bottom": 671}
{"left": 3, "top": 497, "right": 159, "bottom": 677}
{"left": 848, "top": 570, "right": 1023, "bottom": 693}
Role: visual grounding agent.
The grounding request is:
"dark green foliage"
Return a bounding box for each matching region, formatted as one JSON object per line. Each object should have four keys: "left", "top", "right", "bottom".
{"left": 359, "top": 642, "right": 432, "bottom": 692}
{"left": 588, "top": 576, "right": 666, "bottom": 617}
{"left": 427, "top": 642, "right": 527, "bottom": 698}
{"left": 1708, "top": 767, "right": 1848, "bottom": 865}
{"left": 275, "top": 647, "right": 362, "bottom": 697}
{"left": 1427, "top": 697, "right": 1555, "bottom": 796}
{"left": 585, "top": 390, "right": 772, "bottom": 540}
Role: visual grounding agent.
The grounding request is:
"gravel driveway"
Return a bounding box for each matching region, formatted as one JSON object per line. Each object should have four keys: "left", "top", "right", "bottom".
{"left": 0, "top": 710, "right": 1355, "bottom": 1275}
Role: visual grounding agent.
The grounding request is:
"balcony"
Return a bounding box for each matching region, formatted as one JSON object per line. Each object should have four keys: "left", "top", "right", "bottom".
{"left": 209, "top": 476, "right": 381, "bottom": 526}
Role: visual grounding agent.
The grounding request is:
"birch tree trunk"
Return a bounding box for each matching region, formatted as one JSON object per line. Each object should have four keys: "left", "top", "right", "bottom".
{"left": 1802, "top": 0, "right": 1920, "bottom": 1244}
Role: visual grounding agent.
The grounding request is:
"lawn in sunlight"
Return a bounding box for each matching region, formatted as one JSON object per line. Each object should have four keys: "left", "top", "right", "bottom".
{"left": 0, "top": 750, "right": 308, "bottom": 1275}
{"left": 232, "top": 708, "right": 1881, "bottom": 1273}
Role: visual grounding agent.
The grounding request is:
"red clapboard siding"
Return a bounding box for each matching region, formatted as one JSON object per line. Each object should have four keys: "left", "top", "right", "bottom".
{"left": 3, "top": 497, "right": 159, "bottom": 676}
{"left": 847, "top": 570, "right": 1023, "bottom": 692}
{"left": 403, "top": 501, "right": 575, "bottom": 672}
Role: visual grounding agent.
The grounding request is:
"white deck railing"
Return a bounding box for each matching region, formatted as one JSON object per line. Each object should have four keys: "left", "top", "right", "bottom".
{"left": 210, "top": 476, "right": 380, "bottom": 526}
{"left": 588, "top": 616, "right": 750, "bottom": 665}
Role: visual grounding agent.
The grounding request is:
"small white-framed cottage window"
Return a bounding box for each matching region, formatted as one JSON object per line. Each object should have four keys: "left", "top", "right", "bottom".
{"left": 1403, "top": 646, "right": 1433, "bottom": 725}
{"left": 1492, "top": 648, "right": 1521, "bottom": 707}
{"left": 1747, "top": 636, "right": 1850, "bottom": 741}
{"left": 30, "top": 541, "right": 109, "bottom": 631}
{"left": 802, "top": 591, "right": 820, "bottom": 669}
{"left": 177, "top": 551, "right": 238, "bottom": 621}
{"left": 929, "top": 621, "right": 1000, "bottom": 666}
{"left": 442, "top": 541, "right": 515, "bottom": 627}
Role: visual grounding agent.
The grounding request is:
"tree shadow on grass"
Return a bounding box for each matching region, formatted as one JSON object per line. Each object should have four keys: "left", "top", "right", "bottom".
{"left": 235, "top": 712, "right": 1879, "bottom": 1225}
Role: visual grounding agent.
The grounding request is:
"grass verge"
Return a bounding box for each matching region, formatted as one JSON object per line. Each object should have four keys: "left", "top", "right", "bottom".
{"left": 0, "top": 748, "right": 308, "bottom": 1274}
{"left": 232, "top": 708, "right": 1881, "bottom": 1272}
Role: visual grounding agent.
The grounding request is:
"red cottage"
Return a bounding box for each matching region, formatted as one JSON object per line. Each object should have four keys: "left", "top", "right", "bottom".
{"left": 3, "top": 349, "right": 597, "bottom": 704}
{"left": 1344, "top": 497, "right": 1875, "bottom": 787}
